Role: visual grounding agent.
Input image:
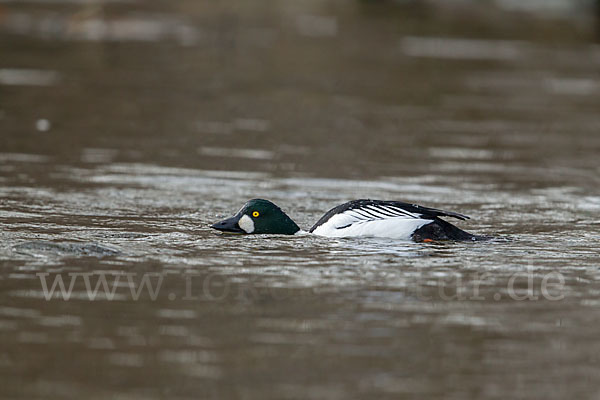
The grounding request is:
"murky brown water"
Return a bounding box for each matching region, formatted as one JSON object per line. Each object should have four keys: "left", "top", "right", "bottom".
{"left": 2, "top": 1, "right": 600, "bottom": 399}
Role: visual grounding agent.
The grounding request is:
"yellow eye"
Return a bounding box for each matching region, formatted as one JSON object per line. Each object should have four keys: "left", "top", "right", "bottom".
{"left": 252, "top": 211, "right": 260, "bottom": 217}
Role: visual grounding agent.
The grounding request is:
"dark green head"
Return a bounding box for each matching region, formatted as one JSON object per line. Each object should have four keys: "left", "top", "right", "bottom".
{"left": 211, "top": 199, "right": 300, "bottom": 235}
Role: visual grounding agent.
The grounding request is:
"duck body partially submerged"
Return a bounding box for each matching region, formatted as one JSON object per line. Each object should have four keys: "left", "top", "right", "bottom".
{"left": 211, "top": 198, "right": 484, "bottom": 242}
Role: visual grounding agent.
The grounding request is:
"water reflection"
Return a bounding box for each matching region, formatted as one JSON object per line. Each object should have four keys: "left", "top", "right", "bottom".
{"left": 1, "top": 9, "right": 199, "bottom": 44}
{"left": 0, "top": 68, "right": 60, "bottom": 86}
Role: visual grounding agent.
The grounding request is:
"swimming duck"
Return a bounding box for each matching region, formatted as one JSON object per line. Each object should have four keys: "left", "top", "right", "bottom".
{"left": 211, "top": 199, "right": 483, "bottom": 242}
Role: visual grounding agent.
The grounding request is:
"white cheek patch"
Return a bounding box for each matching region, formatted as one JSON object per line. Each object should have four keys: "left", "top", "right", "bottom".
{"left": 238, "top": 214, "right": 255, "bottom": 233}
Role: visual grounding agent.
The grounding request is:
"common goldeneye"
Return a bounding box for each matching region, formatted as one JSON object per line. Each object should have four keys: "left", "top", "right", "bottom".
{"left": 211, "top": 199, "right": 484, "bottom": 242}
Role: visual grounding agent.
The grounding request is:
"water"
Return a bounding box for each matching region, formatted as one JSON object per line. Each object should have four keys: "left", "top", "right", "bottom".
{"left": 1, "top": 1, "right": 600, "bottom": 399}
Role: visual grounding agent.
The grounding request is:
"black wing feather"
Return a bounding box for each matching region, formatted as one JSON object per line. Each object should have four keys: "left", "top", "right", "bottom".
{"left": 309, "top": 199, "right": 469, "bottom": 233}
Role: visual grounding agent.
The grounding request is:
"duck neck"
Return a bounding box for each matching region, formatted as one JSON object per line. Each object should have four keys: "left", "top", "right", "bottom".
{"left": 277, "top": 212, "right": 300, "bottom": 235}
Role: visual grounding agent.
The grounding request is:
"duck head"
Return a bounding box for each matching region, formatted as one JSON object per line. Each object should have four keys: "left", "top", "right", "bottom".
{"left": 211, "top": 199, "right": 300, "bottom": 235}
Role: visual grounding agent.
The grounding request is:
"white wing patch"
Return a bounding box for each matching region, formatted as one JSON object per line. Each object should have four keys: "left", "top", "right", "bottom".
{"left": 312, "top": 204, "right": 432, "bottom": 240}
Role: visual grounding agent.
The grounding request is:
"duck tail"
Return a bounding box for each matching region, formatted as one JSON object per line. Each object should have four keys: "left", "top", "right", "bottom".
{"left": 412, "top": 218, "right": 490, "bottom": 242}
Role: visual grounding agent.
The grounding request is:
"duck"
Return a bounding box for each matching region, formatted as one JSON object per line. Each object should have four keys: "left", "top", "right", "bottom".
{"left": 211, "top": 198, "right": 485, "bottom": 242}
